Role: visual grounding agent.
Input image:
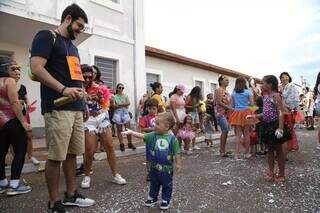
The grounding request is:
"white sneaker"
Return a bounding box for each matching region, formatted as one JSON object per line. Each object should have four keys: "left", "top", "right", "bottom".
{"left": 316, "top": 146, "right": 320, "bottom": 150}
{"left": 244, "top": 153, "right": 252, "bottom": 159}
{"left": 30, "top": 157, "right": 40, "bottom": 165}
{"left": 62, "top": 190, "right": 95, "bottom": 207}
{"left": 193, "top": 145, "right": 200, "bottom": 150}
{"left": 81, "top": 176, "right": 91, "bottom": 189}
{"left": 112, "top": 174, "right": 126, "bottom": 185}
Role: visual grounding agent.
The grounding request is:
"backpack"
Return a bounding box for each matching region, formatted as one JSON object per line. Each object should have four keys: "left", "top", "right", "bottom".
{"left": 29, "top": 30, "right": 56, "bottom": 81}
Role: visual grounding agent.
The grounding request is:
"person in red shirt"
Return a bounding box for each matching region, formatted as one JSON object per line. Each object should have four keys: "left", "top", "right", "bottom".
{"left": 81, "top": 64, "right": 126, "bottom": 189}
{"left": 139, "top": 98, "right": 159, "bottom": 181}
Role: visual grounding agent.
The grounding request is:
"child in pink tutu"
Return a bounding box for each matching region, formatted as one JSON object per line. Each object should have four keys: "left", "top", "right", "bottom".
{"left": 177, "top": 114, "right": 196, "bottom": 154}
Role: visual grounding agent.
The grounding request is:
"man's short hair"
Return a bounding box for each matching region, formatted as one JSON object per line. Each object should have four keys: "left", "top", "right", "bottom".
{"left": 61, "top": 3, "right": 88, "bottom": 23}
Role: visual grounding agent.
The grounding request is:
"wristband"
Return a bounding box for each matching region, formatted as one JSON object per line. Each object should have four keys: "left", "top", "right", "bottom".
{"left": 60, "top": 86, "right": 67, "bottom": 95}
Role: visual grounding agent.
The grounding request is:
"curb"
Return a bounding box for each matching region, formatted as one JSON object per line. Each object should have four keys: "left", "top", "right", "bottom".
{"left": 7, "top": 134, "right": 234, "bottom": 175}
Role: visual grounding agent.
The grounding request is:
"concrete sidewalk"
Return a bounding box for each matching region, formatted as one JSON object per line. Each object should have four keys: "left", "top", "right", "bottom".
{"left": 6, "top": 133, "right": 234, "bottom": 175}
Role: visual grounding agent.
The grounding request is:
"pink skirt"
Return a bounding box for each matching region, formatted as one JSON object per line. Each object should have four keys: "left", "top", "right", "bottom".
{"left": 177, "top": 129, "right": 195, "bottom": 141}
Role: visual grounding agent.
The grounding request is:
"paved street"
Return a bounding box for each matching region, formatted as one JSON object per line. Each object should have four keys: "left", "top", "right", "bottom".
{"left": 1, "top": 129, "right": 320, "bottom": 213}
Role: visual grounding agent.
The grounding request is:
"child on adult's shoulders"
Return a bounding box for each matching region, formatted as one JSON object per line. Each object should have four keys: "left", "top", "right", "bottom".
{"left": 122, "top": 112, "right": 182, "bottom": 210}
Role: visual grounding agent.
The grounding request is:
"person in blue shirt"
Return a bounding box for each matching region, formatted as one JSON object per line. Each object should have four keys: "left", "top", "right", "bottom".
{"left": 122, "top": 112, "right": 182, "bottom": 210}
{"left": 30, "top": 3, "right": 95, "bottom": 213}
{"left": 229, "top": 77, "right": 258, "bottom": 160}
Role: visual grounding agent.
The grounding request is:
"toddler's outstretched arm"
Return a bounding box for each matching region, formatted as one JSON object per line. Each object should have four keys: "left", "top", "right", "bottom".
{"left": 122, "top": 129, "right": 145, "bottom": 139}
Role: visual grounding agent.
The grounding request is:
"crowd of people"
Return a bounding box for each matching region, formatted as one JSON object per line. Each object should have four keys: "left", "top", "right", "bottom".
{"left": 0, "top": 3, "right": 320, "bottom": 212}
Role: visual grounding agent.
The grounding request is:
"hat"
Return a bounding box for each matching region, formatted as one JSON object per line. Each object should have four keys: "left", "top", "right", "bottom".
{"left": 176, "top": 84, "right": 186, "bottom": 93}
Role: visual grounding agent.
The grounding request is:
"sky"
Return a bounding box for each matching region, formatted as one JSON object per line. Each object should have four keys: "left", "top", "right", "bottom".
{"left": 145, "top": 0, "right": 320, "bottom": 87}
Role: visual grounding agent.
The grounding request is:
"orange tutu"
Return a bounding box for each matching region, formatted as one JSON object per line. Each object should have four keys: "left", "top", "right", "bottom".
{"left": 229, "top": 109, "right": 259, "bottom": 126}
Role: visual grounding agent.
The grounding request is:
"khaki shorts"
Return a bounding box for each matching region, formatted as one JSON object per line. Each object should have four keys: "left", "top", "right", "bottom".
{"left": 44, "top": 110, "right": 84, "bottom": 161}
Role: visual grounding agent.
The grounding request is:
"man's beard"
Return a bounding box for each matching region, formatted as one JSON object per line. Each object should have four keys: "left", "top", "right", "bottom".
{"left": 67, "top": 24, "right": 76, "bottom": 40}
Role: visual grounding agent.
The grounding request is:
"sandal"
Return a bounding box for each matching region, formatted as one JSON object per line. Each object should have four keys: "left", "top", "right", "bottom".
{"left": 275, "top": 175, "right": 285, "bottom": 183}
{"left": 264, "top": 172, "right": 275, "bottom": 182}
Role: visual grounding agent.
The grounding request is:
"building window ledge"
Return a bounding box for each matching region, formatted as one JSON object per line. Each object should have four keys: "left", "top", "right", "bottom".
{"left": 90, "top": 0, "right": 124, "bottom": 13}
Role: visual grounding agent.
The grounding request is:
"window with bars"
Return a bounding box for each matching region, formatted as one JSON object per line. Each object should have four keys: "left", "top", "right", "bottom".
{"left": 210, "top": 82, "right": 217, "bottom": 93}
{"left": 94, "top": 56, "right": 117, "bottom": 89}
{"left": 146, "top": 73, "right": 160, "bottom": 92}
{"left": 195, "top": 80, "right": 204, "bottom": 97}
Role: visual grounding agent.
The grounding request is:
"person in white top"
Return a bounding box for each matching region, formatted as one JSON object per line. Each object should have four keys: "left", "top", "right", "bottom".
{"left": 305, "top": 87, "right": 315, "bottom": 130}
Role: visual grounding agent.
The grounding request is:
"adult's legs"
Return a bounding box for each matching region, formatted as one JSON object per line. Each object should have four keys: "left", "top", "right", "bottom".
{"left": 99, "top": 128, "right": 117, "bottom": 176}
{"left": 0, "top": 128, "right": 10, "bottom": 181}
{"left": 243, "top": 125, "right": 250, "bottom": 154}
{"left": 62, "top": 154, "right": 77, "bottom": 197}
{"left": 46, "top": 160, "right": 62, "bottom": 205}
{"left": 234, "top": 126, "right": 242, "bottom": 158}
{"left": 83, "top": 131, "right": 97, "bottom": 176}
{"left": 116, "top": 124, "right": 124, "bottom": 146}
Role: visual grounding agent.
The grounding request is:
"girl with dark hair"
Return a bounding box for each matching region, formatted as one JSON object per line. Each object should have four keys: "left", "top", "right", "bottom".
{"left": 229, "top": 77, "right": 258, "bottom": 159}
{"left": 0, "top": 56, "right": 32, "bottom": 195}
{"left": 111, "top": 83, "right": 136, "bottom": 151}
{"left": 81, "top": 64, "right": 126, "bottom": 188}
{"left": 92, "top": 65, "right": 104, "bottom": 85}
{"left": 314, "top": 72, "right": 320, "bottom": 150}
{"left": 150, "top": 82, "right": 166, "bottom": 113}
{"left": 279, "top": 72, "right": 300, "bottom": 155}
{"left": 177, "top": 114, "right": 196, "bottom": 154}
{"left": 247, "top": 75, "right": 289, "bottom": 182}
{"left": 6, "top": 64, "right": 40, "bottom": 166}
{"left": 185, "top": 86, "right": 202, "bottom": 150}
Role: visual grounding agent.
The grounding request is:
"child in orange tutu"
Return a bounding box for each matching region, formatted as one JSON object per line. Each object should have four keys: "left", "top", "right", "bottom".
{"left": 229, "top": 77, "right": 258, "bottom": 159}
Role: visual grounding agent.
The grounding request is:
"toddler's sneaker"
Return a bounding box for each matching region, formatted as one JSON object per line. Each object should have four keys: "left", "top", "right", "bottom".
{"left": 112, "top": 174, "right": 127, "bottom": 185}
{"left": 316, "top": 145, "right": 320, "bottom": 150}
{"left": 160, "top": 200, "right": 170, "bottom": 210}
{"left": 144, "top": 197, "right": 157, "bottom": 207}
{"left": 244, "top": 153, "right": 252, "bottom": 159}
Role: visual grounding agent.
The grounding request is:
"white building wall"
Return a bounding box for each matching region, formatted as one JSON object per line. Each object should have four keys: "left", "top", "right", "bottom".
{"left": 145, "top": 56, "right": 236, "bottom": 98}
{"left": 0, "top": 0, "right": 145, "bottom": 133}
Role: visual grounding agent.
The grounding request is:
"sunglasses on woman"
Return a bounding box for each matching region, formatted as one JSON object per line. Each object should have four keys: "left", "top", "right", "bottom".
{"left": 118, "top": 87, "right": 124, "bottom": 90}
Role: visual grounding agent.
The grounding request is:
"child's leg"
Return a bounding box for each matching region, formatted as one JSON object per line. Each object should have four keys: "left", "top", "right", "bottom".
{"left": 160, "top": 172, "right": 173, "bottom": 203}
{"left": 267, "top": 147, "right": 275, "bottom": 174}
{"left": 184, "top": 139, "right": 191, "bottom": 151}
{"left": 146, "top": 161, "right": 151, "bottom": 181}
{"left": 149, "top": 169, "right": 161, "bottom": 200}
{"left": 275, "top": 144, "right": 285, "bottom": 177}
{"left": 243, "top": 125, "right": 250, "bottom": 154}
{"left": 234, "top": 126, "right": 242, "bottom": 157}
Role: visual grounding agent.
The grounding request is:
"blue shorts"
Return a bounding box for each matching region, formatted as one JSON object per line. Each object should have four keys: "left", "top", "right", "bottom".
{"left": 190, "top": 111, "right": 200, "bottom": 124}
{"left": 217, "top": 115, "right": 230, "bottom": 133}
